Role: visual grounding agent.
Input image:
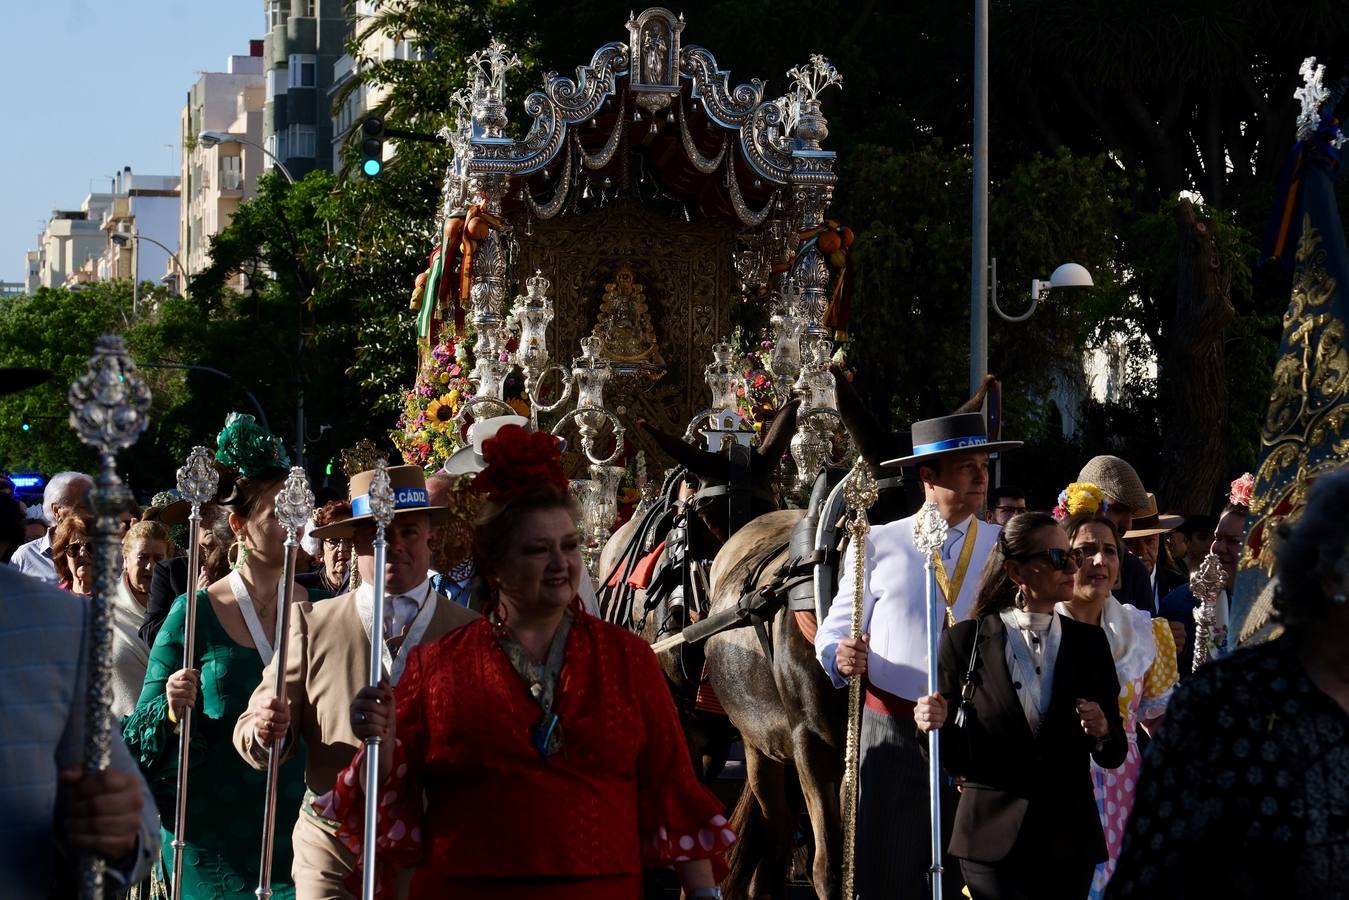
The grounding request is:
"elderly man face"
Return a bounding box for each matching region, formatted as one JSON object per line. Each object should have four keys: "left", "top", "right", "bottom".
{"left": 1211, "top": 510, "right": 1246, "bottom": 590}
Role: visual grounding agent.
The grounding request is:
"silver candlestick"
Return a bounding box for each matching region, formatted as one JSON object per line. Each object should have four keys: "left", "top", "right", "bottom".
{"left": 912, "top": 499, "right": 949, "bottom": 900}
{"left": 68, "top": 335, "right": 151, "bottom": 899}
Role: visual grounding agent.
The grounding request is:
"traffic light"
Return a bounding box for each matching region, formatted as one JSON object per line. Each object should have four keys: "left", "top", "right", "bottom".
{"left": 360, "top": 116, "right": 385, "bottom": 178}
{"left": 20, "top": 420, "right": 30, "bottom": 432}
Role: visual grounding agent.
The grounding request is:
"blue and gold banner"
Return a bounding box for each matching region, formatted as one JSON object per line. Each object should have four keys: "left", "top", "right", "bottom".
{"left": 1232, "top": 117, "right": 1349, "bottom": 643}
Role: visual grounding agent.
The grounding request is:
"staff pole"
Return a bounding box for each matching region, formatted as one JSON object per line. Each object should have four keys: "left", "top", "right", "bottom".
{"left": 170, "top": 447, "right": 219, "bottom": 900}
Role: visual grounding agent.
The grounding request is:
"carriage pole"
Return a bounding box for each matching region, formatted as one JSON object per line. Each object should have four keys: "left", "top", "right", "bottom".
{"left": 914, "top": 501, "right": 949, "bottom": 900}
{"left": 839, "top": 458, "right": 878, "bottom": 900}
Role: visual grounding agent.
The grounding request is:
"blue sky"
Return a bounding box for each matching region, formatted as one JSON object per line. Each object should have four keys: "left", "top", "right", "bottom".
{"left": 0, "top": 2, "right": 261, "bottom": 283}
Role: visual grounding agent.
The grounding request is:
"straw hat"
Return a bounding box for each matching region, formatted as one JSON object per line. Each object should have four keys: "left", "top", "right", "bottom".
{"left": 309, "top": 465, "right": 450, "bottom": 539}
{"left": 882, "top": 412, "right": 1021, "bottom": 468}
{"left": 1077, "top": 455, "right": 1150, "bottom": 512}
{"left": 1123, "top": 493, "right": 1183, "bottom": 538}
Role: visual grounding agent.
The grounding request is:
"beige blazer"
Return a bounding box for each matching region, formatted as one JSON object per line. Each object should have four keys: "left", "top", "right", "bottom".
{"left": 234, "top": 590, "right": 477, "bottom": 796}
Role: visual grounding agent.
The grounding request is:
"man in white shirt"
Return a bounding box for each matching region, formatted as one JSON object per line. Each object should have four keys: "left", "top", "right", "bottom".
{"left": 235, "top": 464, "right": 477, "bottom": 900}
{"left": 816, "top": 412, "right": 1019, "bottom": 900}
{"left": 9, "top": 471, "right": 92, "bottom": 582}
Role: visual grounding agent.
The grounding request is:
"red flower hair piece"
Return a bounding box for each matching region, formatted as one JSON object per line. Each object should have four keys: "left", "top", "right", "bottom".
{"left": 474, "top": 423, "right": 569, "bottom": 502}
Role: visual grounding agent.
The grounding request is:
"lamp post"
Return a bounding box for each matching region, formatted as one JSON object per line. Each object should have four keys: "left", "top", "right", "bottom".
{"left": 137, "top": 361, "right": 270, "bottom": 432}
{"left": 197, "top": 130, "right": 305, "bottom": 466}
{"left": 980, "top": 258, "right": 1093, "bottom": 484}
{"left": 110, "top": 231, "right": 189, "bottom": 315}
{"left": 197, "top": 130, "right": 296, "bottom": 185}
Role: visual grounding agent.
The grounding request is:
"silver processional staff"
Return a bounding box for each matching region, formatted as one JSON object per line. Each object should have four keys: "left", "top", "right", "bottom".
{"left": 254, "top": 467, "right": 314, "bottom": 900}
{"left": 68, "top": 335, "right": 152, "bottom": 899}
{"left": 169, "top": 446, "right": 219, "bottom": 900}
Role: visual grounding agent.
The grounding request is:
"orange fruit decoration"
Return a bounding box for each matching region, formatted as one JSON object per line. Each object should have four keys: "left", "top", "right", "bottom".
{"left": 840, "top": 226, "right": 854, "bottom": 248}
{"left": 818, "top": 231, "right": 842, "bottom": 254}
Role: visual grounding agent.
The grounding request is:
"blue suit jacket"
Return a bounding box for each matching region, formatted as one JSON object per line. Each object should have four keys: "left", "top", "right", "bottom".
{"left": 0, "top": 566, "right": 159, "bottom": 897}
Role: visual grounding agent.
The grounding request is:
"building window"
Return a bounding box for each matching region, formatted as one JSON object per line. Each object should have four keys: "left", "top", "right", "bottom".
{"left": 306, "top": 0, "right": 317, "bottom": 16}
{"left": 288, "top": 54, "right": 317, "bottom": 88}
{"left": 220, "top": 156, "right": 243, "bottom": 190}
{"left": 267, "top": 0, "right": 287, "bottom": 29}
{"left": 287, "top": 125, "right": 317, "bottom": 159}
{"left": 266, "top": 69, "right": 282, "bottom": 100}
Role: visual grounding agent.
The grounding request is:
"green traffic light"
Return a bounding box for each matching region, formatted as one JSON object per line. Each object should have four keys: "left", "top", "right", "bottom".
{"left": 362, "top": 157, "right": 382, "bottom": 178}
{"left": 21, "top": 422, "right": 30, "bottom": 432}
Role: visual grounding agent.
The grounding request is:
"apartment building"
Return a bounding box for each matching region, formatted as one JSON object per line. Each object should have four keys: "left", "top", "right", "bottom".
{"left": 180, "top": 46, "right": 266, "bottom": 294}
{"left": 263, "top": 0, "right": 347, "bottom": 178}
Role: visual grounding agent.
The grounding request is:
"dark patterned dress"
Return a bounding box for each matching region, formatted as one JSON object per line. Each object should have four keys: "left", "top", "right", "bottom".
{"left": 1105, "top": 636, "right": 1349, "bottom": 899}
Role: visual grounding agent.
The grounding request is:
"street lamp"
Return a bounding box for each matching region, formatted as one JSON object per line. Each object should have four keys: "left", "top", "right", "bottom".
{"left": 990, "top": 259, "right": 1094, "bottom": 323}
{"left": 138, "top": 361, "right": 270, "bottom": 431}
{"left": 197, "top": 131, "right": 296, "bottom": 185}
{"left": 111, "top": 231, "right": 190, "bottom": 315}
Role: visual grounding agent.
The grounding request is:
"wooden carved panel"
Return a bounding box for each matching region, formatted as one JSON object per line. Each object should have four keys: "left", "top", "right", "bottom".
{"left": 518, "top": 200, "right": 736, "bottom": 465}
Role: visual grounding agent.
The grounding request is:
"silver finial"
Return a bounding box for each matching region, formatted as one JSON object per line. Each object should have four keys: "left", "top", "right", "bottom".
{"left": 786, "top": 53, "right": 843, "bottom": 104}
{"left": 368, "top": 460, "right": 396, "bottom": 529}
{"left": 274, "top": 467, "right": 315, "bottom": 535}
{"left": 1190, "top": 551, "right": 1224, "bottom": 604}
{"left": 176, "top": 446, "right": 219, "bottom": 506}
{"left": 913, "top": 499, "right": 949, "bottom": 557}
{"left": 1296, "top": 56, "right": 1329, "bottom": 141}
{"left": 68, "top": 335, "right": 151, "bottom": 460}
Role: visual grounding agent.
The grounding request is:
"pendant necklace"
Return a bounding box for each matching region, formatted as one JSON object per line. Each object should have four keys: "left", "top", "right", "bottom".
{"left": 494, "top": 609, "right": 573, "bottom": 759}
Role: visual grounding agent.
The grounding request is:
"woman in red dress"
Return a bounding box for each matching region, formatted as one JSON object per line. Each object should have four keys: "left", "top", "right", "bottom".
{"left": 316, "top": 425, "right": 732, "bottom": 899}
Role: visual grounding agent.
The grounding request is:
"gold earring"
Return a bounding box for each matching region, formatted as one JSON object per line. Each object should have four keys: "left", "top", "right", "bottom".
{"left": 228, "top": 535, "right": 250, "bottom": 571}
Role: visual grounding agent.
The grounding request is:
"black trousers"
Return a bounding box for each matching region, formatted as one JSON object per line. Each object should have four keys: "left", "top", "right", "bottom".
{"left": 960, "top": 854, "right": 1095, "bottom": 900}
{"left": 857, "top": 706, "right": 964, "bottom": 900}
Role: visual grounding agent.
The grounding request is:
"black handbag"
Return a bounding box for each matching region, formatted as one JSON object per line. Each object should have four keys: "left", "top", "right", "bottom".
{"left": 953, "top": 616, "right": 984, "bottom": 728}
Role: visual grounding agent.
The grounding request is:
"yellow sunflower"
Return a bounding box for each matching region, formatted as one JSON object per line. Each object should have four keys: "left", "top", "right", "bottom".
{"left": 425, "top": 394, "right": 458, "bottom": 432}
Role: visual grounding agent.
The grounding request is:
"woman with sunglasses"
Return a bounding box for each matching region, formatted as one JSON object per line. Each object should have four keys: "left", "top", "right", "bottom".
{"left": 1056, "top": 500, "right": 1179, "bottom": 900}
{"left": 51, "top": 513, "right": 95, "bottom": 596}
{"left": 914, "top": 512, "right": 1126, "bottom": 900}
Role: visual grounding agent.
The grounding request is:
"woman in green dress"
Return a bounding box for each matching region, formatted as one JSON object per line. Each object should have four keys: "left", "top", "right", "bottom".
{"left": 123, "top": 414, "right": 309, "bottom": 899}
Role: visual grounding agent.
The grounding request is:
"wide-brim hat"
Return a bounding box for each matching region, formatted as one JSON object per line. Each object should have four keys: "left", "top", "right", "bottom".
{"left": 1078, "top": 455, "right": 1150, "bottom": 512}
{"left": 882, "top": 412, "right": 1022, "bottom": 468}
{"left": 0, "top": 367, "right": 51, "bottom": 396}
{"left": 309, "top": 464, "right": 451, "bottom": 539}
{"left": 1123, "top": 492, "right": 1183, "bottom": 538}
{"left": 440, "top": 414, "right": 530, "bottom": 476}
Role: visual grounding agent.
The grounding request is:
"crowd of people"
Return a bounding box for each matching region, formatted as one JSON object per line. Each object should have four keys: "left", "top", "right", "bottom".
{"left": 4, "top": 364, "right": 1347, "bottom": 900}
{"left": 816, "top": 411, "right": 1347, "bottom": 900}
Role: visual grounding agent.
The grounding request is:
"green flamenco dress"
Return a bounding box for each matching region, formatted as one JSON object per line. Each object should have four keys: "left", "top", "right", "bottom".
{"left": 123, "top": 590, "right": 308, "bottom": 899}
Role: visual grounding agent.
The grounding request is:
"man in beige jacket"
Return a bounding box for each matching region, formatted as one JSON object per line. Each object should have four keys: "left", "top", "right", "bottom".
{"left": 234, "top": 465, "right": 477, "bottom": 900}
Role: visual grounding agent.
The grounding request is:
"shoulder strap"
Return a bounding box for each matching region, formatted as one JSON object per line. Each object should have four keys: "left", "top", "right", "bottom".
{"left": 954, "top": 617, "right": 983, "bottom": 727}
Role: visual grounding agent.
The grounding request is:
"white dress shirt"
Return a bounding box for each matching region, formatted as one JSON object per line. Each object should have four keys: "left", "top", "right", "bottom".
{"left": 357, "top": 577, "right": 433, "bottom": 639}
{"left": 815, "top": 513, "right": 1001, "bottom": 701}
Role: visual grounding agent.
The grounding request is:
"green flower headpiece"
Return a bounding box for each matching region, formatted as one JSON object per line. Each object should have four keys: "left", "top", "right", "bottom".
{"left": 215, "top": 412, "right": 290, "bottom": 477}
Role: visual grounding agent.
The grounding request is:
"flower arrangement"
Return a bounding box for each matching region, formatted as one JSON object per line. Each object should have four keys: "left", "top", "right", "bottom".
{"left": 391, "top": 334, "right": 531, "bottom": 472}
{"left": 1228, "top": 472, "right": 1255, "bottom": 509}
{"left": 1052, "top": 481, "right": 1109, "bottom": 521}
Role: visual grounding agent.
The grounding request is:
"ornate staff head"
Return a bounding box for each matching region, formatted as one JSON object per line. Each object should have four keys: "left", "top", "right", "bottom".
{"left": 176, "top": 446, "right": 219, "bottom": 508}
{"left": 913, "top": 499, "right": 949, "bottom": 559}
{"left": 1190, "top": 551, "right": 1225, "bottom": 604}
{"left": 367, "top": 460, "right": 397, "bottom": 533}
{"left": 274, "top": 467, "right": 315, "bottom": 543}
{"left": 69, "top": 335, "right": 152, "bottom": 467}
{"left": 843, "top": 455, "right": 878, "bottom": 538}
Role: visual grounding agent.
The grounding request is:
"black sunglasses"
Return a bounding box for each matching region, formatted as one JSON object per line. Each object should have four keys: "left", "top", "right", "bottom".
{"left": 1010, "top": 547, "right": 1082, "bottom": 571}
